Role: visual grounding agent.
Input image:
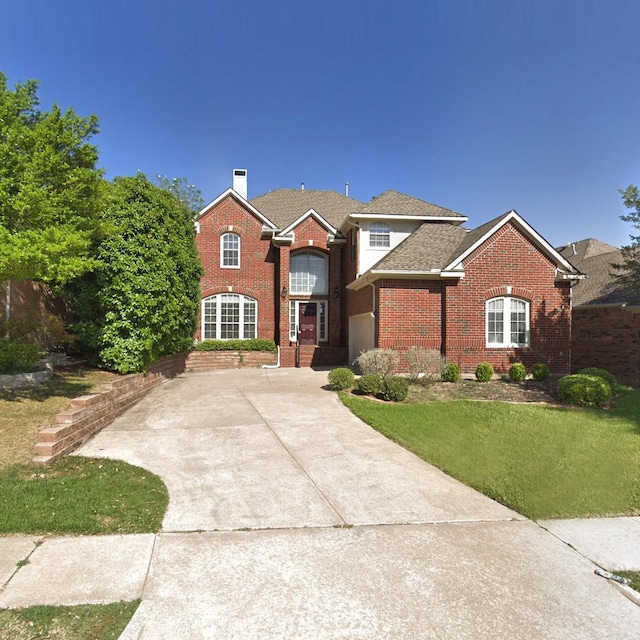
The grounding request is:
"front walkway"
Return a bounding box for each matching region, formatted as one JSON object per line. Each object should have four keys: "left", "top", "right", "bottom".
{"left": 1, "top": 368, "right": 639, "bottom": 638}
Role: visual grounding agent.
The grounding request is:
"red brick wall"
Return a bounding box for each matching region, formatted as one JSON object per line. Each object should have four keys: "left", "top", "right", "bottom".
{"left": 196, "top": 195, "right": 277, "bottom": 341}
{"left": 572, "top": 306, "right": 640, "bottom": 387}
{"left": 372, "top": 223, "right": 572, "bottom": 375}
{"left": 445, "top": 223, "right": 571, "bottom": 373}
{"left": 186, "top": 350, "right": 277, "bottom": 370}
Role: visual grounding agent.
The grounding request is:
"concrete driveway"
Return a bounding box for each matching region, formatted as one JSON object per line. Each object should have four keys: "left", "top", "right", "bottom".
{"left": 57, "top": 369, "right": 640, "bottom": 636}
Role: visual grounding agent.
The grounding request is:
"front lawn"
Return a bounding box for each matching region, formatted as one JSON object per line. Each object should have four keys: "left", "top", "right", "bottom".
{"left": 341, "top": 387, "right": 640, "bottom": 519}
{"left": 0, "top": 600, "right": 138, "bottom": 640}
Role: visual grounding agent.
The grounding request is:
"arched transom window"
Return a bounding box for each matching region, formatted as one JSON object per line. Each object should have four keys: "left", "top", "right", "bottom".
{"left": 202, "top": 294, "right": 256, "bottom": 340}
{"left": 290, "top": 251, "right": 328, "bottom": 295}
{"left": 486, "top": 297, "right": 530, "bottom": 347}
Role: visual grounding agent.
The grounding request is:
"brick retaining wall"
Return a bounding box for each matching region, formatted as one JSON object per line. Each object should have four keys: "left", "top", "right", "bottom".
{"left": 33, "top": 354, "right": 187, "bottom": 464}
{"left": 185, "top": 351, "right": 277, "bottom": 369}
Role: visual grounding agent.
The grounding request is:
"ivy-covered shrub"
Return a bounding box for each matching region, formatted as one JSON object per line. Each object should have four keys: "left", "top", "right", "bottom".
{"left": 328, "top": 367, "right": 355, "bottom": 391}
{"left": 405, "top": 347, "right": 445, "bottom": 382}
{"left": 475, "top": 362, "right": 494, "bottom": 382}
{"left": 357, "top": 373, "right": 383, "bottom": 396}
{"left": 557, "top": 374, "right": 612, "bottom": 408}
{"left": 194, "top": 339, "right": 276, "bottom": 352}
{"left": 578, "top": 367, "right": 618, "bottom": 388}
{"left": 532, "top": 363, "right": 550, "bottom": 381}
{"left": 0, "top": 338, "right": 40, "bottom": 375}
{"left": 355, "top": 349, "right": 399, "bottom": 378}
{"left": 442, "top": 363, "right": 460, "bottom": 383}
{"left": 61, "top": 174, "right": 204, "bottom": 373}
{"left": 381, "top": 376, "right": 409, "bottom": 402}
{"left": 508, "top": 363, "right": 527, "bottom": 382}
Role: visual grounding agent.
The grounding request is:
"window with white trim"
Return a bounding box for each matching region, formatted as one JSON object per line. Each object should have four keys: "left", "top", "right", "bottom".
{"left": 202, "top": 294, "right": 256, "bottom": 340}
{"left": 486, "top": 297, "right": 529, "bottom": 347}
{"left": 290, "top": 251, "right": 327, "bottom": 295}
{"left": 220, "top": 233, "right": 240, "bottom": 268}
{"left": 369, "top": 222, "right": 390, "bottom": 248}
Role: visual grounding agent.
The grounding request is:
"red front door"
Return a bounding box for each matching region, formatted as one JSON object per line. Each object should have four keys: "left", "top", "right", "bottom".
{"left": 298, "top": 303, "right": 317, "bottom": 345}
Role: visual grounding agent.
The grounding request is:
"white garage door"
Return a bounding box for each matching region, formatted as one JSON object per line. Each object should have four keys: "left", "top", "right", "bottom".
{"left": 349, "top": 312, "right": 375, "bottom": 364}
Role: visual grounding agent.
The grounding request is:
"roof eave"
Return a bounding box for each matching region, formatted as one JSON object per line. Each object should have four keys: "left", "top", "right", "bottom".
{"left": 197, "top": 188, "right": 278, "bottom": 229}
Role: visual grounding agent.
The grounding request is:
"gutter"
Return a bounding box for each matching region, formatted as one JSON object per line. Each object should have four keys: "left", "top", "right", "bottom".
{"left": 260, "top": 345, "right": 281, "bottom": 369}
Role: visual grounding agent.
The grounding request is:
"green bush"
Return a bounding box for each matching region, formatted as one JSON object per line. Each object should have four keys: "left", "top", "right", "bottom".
{"left": 194, "top": 339, "right": 276, "bottom": 352}
{"left": 355, "top": 349, "right": 399, "bottom": 378}
{"left": 328, "top": 367, "right": 355, "bottom": 391}
{"left": 509, "top": 363, "right": 526, "bottom": 382}
{"left": 532, "top": 363, "right": 550, "bottom": 381}
{"left": 557, "top": 374, "right": 612, "bottom": 408}
{"left": 578, "top": 367, "right": 618, "bottom": 387}
{"left": 0, "top": 339, "right": 40, "bottom": 375}
{"left": 381, "top": 376, "right": 409, "bottom": 402}
{"left": 475, "top": 362, "right": 494, "bottom": 382}
{"left": 442, "top": 363, "right": 460, "bottom": 383}
{"left": 357, "top": 373, "right": 383, "bottom": 396}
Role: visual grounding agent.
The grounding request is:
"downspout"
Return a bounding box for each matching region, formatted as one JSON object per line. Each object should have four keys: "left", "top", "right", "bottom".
{"left": 261, "top": 345, "right": 281, "bottom": 369}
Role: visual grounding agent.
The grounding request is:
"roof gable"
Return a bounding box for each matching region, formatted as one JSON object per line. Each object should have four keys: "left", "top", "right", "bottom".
{"left": 197, "top": 188, "right": 277, "bottom": 229}
{"left": 250, "top": 189, "right": 363, "bottom": 229}
{"left": 443, "top": 210, "right": 578, "bottom": 274}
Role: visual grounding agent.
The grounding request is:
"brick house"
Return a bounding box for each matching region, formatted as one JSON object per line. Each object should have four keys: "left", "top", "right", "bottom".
{"left": 195, "top": 170, "right": 580, "bottom": 372}
{"left": 558, "top": 238, "right": 640, "bottom": 387}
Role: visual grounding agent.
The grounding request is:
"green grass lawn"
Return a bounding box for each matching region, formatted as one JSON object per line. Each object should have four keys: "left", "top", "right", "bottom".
{"left": 0, "top": 457, "right": 168, "bottom": 535}
{"left": 0, "top": 600, "right": 138, "bottom": 640}
{"left": 341, "top": 388, "right": 640, "bottom": 519}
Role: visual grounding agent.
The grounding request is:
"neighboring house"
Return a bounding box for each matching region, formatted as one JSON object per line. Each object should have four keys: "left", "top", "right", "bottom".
{"left": 558, "top": 238, "right": 640, "bottom": 387}
{"left": 195, "top": 169, "right": 581, "bottom": 372}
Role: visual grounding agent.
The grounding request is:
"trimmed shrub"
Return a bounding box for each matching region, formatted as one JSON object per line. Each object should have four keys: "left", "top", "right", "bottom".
{"left": 406, "top": 347, "right": 445, "bottom": 382}
{"left": 0, "top": 339, "right": 40, "bottom": 375}
{"left": 532, "top": 363, "right": 550, "bottom": 381}
{"left": 381, "top": 376, "right": 409, "bottom": 402}
{"left": 508, "top": 363, "right": 527, "bottom": 382}
{"left": 557, "top": 374, "right": 612, "bottom": 408}
{"left": 442, "top": 363, "right": 460, "bottom": 383}
{"left": 357, "top": 373, "right": 383, "bottom": 396}
{"left": 194, "top": 339, "right": 276, "bottom": 352}
{"left": 578, "top": 367, "right": 617, "bottom": 388}
{"left": 475, "top": 362, "right": 494, "bottom": 382}
{"left": 328, "top": 367, "right": 355, "bottom": 391}
{"left": 355, "top": 349, "right": 399, "bottom": 378}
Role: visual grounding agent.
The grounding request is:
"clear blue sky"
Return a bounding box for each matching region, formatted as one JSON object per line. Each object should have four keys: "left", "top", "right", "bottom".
{"left": 2, "top": 0, "right": 639, "bottom": 248}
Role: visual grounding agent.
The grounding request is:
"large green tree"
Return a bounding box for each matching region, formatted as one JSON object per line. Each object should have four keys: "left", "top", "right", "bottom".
{"left": 0, "top": 72, "right": 104, "bottom": 285}
{"left": 65, "top": 174, "right": 203, "bottom": 373}
{"left": 613, "top": 185, "right": 640, "bottom": 295}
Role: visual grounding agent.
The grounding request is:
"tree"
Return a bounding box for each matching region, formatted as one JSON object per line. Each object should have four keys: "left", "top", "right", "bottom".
{"left": 154, "top": 175, "right": 204, "bottom": 217}
{"left": 0, "top": 72, "right": 103, "bottom": 286}
{"left": 64, "top": 174, "right": 203, "bottom": 373}
{"left": 613, "top": 185, "right": 640, "bottom": 295}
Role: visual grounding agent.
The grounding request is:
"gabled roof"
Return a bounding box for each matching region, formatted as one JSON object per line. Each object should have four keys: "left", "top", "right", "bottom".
{"left": 250, "top": 189, "right": 364, "bottom": 230}
{"left": 197, "top": 188, "right": 277, "bottom": 229}
{"left": 558, "top": 238, "right": 639, "bottom": 307}
{"left": 352, "top": 190, "right": 466, "bottom": 220}
{"left": 372, "top": 223, "right": 469, "bottom": 272}
{"left": 349, "top": 209, "right": 581, "bottom": 290}
{"left": 442, "top": 210, "right": 578, "bottom": 275}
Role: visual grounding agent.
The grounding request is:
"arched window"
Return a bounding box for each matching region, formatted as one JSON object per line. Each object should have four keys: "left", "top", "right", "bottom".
{"left": 220, "top": 232, "right": 240, "bottom": 268}
{"left": 202, "top": 294, "right": 256, "bottom": 340}
{"left": 369, "top": 222, "right": 390, "bottom": 248}
{"left": 486, "top": 297, "right": 529, "bottom": 347}
{"left": 290, "top": 252, "right": 328, "bottom": 295}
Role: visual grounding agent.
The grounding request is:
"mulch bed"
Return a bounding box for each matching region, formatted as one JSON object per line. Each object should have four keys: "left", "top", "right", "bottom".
{"left": 407, "top": 377, "right": 560, "bottom": 404}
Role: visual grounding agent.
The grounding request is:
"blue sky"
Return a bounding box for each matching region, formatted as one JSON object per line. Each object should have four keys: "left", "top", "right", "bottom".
{"left": 2, "top": 0, "right": 639, "bottom": 248}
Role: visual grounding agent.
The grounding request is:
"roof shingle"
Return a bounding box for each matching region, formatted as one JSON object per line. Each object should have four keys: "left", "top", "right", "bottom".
{"left": 355, "top": 189, "right": 465, "bottom": 218}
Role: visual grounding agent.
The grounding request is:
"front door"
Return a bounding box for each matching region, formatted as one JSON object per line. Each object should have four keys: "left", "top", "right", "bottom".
{"left": 298, "top": 303, "right": 317, "bottom": 345}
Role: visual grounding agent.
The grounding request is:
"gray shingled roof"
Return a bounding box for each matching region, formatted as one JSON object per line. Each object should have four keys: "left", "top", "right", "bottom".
{"left": 372, "top": 223, "right": 470, "bottom": 271}
{"left": 558, "top": 238, "right": 638, "bottom": 306}
{"left": 250, "top": 189, "right": 364, "bottom": 230}
{"left": 355, "top": 190, "right": 465, "bottom": 218}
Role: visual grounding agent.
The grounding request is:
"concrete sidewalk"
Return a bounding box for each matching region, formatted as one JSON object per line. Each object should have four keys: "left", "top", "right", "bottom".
{"left": 1, "top": 368, "right": 640, "bottom": 638}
